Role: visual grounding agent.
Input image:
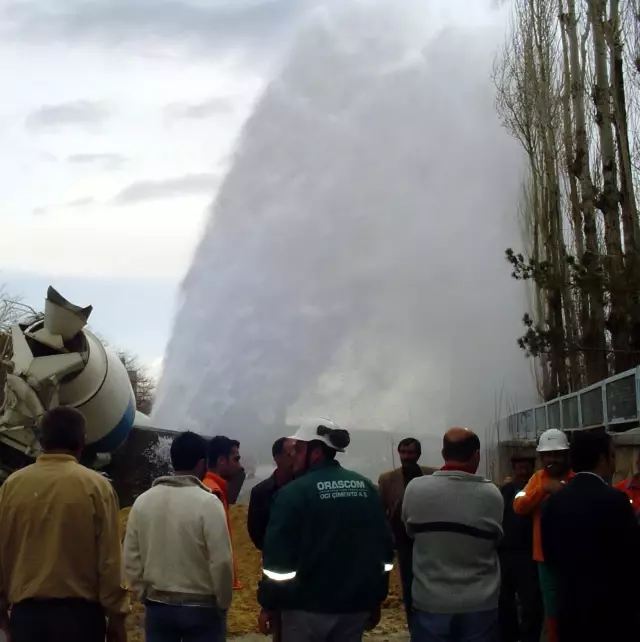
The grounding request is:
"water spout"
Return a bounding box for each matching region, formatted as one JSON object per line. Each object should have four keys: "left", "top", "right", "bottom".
{"left": 154, "top": 0, "right": 536, "bottom": 475}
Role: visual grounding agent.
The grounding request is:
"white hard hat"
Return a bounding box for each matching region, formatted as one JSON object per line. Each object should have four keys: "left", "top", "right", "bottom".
{"left": 537, "top": 428, "right": 569, "bottom": 452}
{"left": 289, "top": 417, "right": 347, "bottom": 452}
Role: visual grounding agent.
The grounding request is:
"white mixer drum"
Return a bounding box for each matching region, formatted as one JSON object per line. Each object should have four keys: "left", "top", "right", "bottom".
{"left": 57, "top": 329, "right": 136, "bottom": 453}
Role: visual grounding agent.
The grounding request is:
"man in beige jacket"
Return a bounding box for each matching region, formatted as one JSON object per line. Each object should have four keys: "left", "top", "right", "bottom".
{"left": 124, "top": 431, "right": 233, "bottom": 642}
{"left": 0, "top": 406, "right": 129, "bottom": 642}
{"left": 378, "top": 438, "right": 437, "bottom": 629}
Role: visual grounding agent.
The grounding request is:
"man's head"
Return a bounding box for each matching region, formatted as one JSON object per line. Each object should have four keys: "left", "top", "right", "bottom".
{"left": 207, "top": 436, "right": 242, "bottom": 480}
{"left": 39, "top": 406, "right": 86, "bottom": 458}
{"left": 290, "top": 418, "right": 350, "bottom": 476}
{"left": 170, "top": 431, "right": 208, "bottom": 479}
{"left": 511, "top": 456, "right": 535, "bottom": 484}
{"left": 442, "top": 427, "right": 481, "bottom": 473}
{"left": 537, "top": 429, "right": 570, "bottom": 478}
{"left": 570, "top": 429, "right": 615, "bottom": 483}
{"left": 272, "top": 437, "right": 295, "bottom": 475}
{"left": 398, "top": 438, "right": 421, "bottom": 468}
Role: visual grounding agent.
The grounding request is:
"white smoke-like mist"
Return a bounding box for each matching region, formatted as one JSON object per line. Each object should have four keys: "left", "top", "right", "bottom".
{"left": 154, "top": 0, "right": 537, "bottom": 473}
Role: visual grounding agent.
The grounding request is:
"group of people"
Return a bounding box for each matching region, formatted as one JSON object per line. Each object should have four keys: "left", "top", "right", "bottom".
{"left": 380, "top": 427, "right": 640, "bottom": 642}
{"left": 0, "top": 406, "right": 638, "bottom": 642}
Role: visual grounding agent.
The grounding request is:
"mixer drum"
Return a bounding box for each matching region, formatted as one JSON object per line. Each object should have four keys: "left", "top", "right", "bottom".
{"left": 0, "top": 287, "right": 138, "bottom": 475}
{"left": 57, "top": 329, "right": 137, "bottom": 453}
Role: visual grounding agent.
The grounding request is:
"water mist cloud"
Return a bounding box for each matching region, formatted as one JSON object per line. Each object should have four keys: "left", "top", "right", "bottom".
{"left": 154, "top": 0, "right": 535, "bottom": 471}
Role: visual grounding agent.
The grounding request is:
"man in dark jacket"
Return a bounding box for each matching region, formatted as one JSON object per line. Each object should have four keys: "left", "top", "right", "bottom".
{"left": 258, "top": 418, "right": 394, "bottom": 642}
{"left": 498, "top": 456, "right": 542, "bottom": 642}
{"left": 247, "top": 437, "right": 295, "bottom": 551}
{"left": 541, "top": 430, "right": 640, "bottom": 642}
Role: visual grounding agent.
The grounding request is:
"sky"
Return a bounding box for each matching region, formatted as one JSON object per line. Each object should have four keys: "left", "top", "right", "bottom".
{"left": 0, "top": 0, "right": 502, "bottom": 379}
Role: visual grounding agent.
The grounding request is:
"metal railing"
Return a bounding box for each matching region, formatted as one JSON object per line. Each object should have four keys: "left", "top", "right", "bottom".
{"left": 502, "top": 367, "right": 640, "bottom": 441}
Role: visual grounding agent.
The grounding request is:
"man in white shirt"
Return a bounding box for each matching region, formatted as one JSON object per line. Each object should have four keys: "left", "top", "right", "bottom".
{"left": 124, "top": 431, "right": 233, "bottom": 642}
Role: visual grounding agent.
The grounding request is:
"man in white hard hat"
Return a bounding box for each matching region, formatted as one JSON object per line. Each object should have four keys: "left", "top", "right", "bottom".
{"left": 257, "top": 418, "right": 394, "bottom": 642}
{"left": 513, "top": 428, "right": 574, "bottom": 642}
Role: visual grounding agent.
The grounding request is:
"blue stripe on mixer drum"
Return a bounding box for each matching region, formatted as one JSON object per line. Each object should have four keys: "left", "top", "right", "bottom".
{"left": 89, "top": 397, "right": 136, "bottom": 453}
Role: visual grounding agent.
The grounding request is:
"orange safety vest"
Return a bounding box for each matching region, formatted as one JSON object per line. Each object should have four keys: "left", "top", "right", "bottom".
{"left": 203, "top": 471, "right": 243, "bottom": 590}
{"left": 513, "top": 468, "right": 575, "bottom": 562}
{"left": 615, "top": 477, "right": 640, "bottom": 512}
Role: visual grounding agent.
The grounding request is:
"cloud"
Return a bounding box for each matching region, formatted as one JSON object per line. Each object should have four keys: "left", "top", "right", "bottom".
{"left": 2, "top": 0, "right": 310, "bottom": 58}
{"left": 32, "top": 207, "right": 47, "bottom": 216}
{"left": 165, "top": 97, "right": 235, "bottom": 120}
{"left": 67, "top": 153, "right": 127, "bottom": 170}
{"left": 67, "top": 197, "right": 94, "bottom": 207}
{"left": 113, "top": 173, "right": 217, "bottom": 205}
{"left": 2, "top": 214, "right": 202, "bottom": 280}
{"left": 25, "top": 100, "right": 111, "bottom": 131}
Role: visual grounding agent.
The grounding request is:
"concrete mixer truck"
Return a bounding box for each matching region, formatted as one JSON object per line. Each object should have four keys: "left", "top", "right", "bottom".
{"left": 0, "top": 286, "right": 146, "bottom": 482}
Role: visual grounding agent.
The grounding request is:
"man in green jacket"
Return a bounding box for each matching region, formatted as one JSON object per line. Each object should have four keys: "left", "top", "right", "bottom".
{"left": 257, "top": 417, "right": 394, "bottom": 642}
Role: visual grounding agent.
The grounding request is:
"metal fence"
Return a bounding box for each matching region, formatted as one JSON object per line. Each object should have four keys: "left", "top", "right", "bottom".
{"left": 504, "top": 367, "right": 640, "bottom": 440}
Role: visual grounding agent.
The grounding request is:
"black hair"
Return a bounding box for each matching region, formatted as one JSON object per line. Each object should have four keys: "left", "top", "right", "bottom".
{"left": 40, "top": 406, "right": 86, "bottom": 452}
{"left": 570, "top": 430, "right": 612, "bottom": 473}
{"left": 170, "top": 431, "right": 208, "bottom": 471}
{"left": 207, "top": 435, "right": 240, "bottom": 468}
{"left": 398, "top": 437, "right": 422, "bottom": 457}
{"left": 272, "top": 437, "right": 289, "bottom": 458}
{"left": 442, "top": 432, "right": 481, "bottom": 463}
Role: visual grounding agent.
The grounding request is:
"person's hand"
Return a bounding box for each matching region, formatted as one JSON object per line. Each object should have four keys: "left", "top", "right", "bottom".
{"left": 542, "top": 479, "right": 564, "bottom": 494}
{"left": 365, "top": 606, "right": 381, "bottom": 631}
{"left": 258, "top": 609, "right": 274, "bottom": 635}
{"left": 106, "top": 614, "right": 127, "bottom": 642}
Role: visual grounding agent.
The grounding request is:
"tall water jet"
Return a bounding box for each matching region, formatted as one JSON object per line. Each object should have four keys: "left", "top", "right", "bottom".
{"left": 154, "top": 0, "right": 536, "bottom": 476}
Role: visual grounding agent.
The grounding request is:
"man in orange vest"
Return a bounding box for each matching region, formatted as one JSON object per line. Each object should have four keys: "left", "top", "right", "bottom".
{"left": 513, "top": 429, "right": 574, "bottom": 642}
{"left": 615, "top": 450, "right": 640, "bottom": 512}
{"left": 203, "top": 436, "right": 244, "bottom": 590}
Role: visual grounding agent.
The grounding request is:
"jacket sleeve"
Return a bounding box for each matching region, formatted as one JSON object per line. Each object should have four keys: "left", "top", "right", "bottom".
{"left": 373, "top": 488, "right": 394, "bottom": 605}
{"left": 95, "top": 483, "right": 130, "bottom": 615}
{"left": 377, "top": 474, "right": 390, "bottom": 517}
{"left": 203, "top": 497, "right": 234, "bottom": 611}
{"left": 401, "top": 478, "right": 417, "bottom": 538}
{"left": 123, "top": 504, "right": 146, "bottom": 602}
{"left": 247, "top": 486, "right": 266, "bottom": 551}
{"left": 257, "top": 485, "right": 304, "bottom": 611}
{"left": 513, "top": 472, "right": 545, "bottom": 516}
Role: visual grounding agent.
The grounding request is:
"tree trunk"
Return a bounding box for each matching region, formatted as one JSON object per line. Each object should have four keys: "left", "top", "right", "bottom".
{"left": 531, "top": 0, "right": 569, "bottom": 395}
{"left": 589, "top": 0, "right": 629, "bottom": 373}
{"left": 567, "top": 0, "right": 608, "bottom": 383}
{"left": 608, "top": 0, "right": 640, "bottom": 359}
{"left": 559, "top": 1, "right": 586, "bottom": 389}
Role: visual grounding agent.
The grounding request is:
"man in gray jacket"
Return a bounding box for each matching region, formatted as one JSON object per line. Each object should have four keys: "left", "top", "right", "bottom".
{"left": 402, "top": 427, "right": 503, "bottom": 642}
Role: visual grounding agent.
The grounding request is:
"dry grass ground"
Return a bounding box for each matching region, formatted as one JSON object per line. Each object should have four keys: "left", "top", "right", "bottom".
{"left": 120, "top": 505, "right": 407, "bottom": 640}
